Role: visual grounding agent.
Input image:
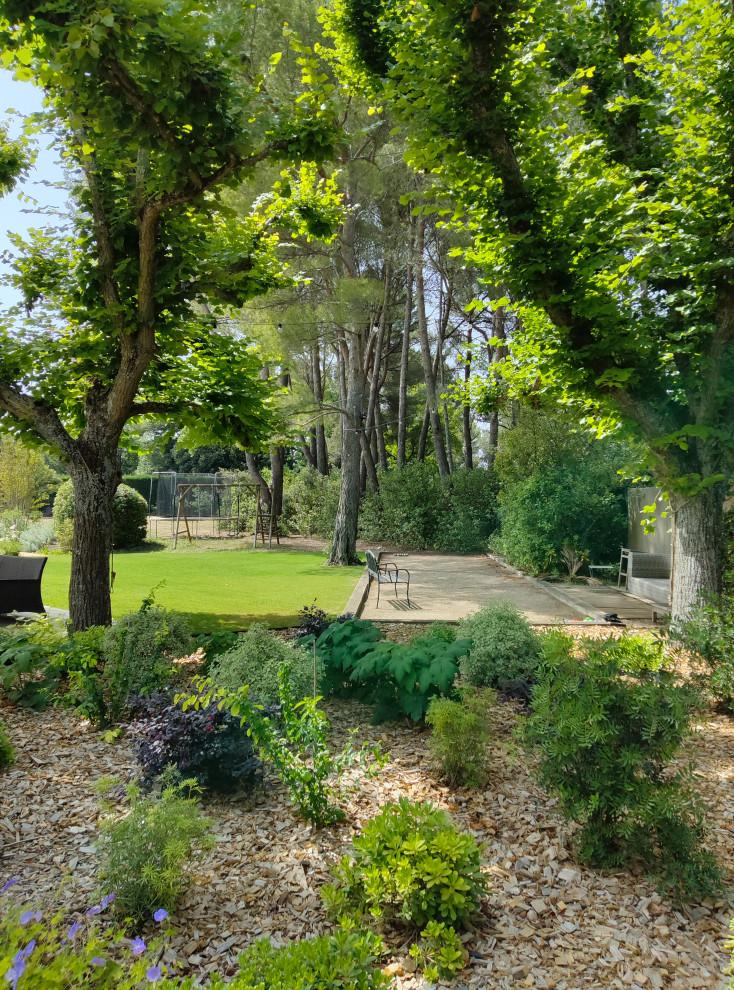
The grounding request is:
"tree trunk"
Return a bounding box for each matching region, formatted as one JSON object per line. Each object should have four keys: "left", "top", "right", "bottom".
{"left": 328, "top": 347, "right": 364, "bottom": 565}
{"left": 69, "top": 457, "right": 119, "bottom": 631}
{"left": 397, "top": 255, "right": 413, "bottom": 470}
{"left": 415, "top": 217, "right": 450, "bottom": 477}
{"left": 670, "top": 485, "right": 724, "bottom": 617}
{"left": 375, "top": 405, "right": 389, "bottom": 470}
{"left": 269, "top": 446, "right": 285, "bottom": 517}
{"left": 487, "top": 306, "right": 508, "bottom": 466}
{"left": 299, "top": 435, "right": 317, "bottom": 469}
{"left": 311, "top": 342, "right": 329, "bottom": 475}
{"left": 463, "top": 325, "right": 474, "bottom": 469}
{"left": 417, "top": 402, "right": 430, "bottom": 462}
{"left": 360, "top": 429, "right": 380, "bottom": 494}
{"left": 245, "top": 452, "right": 272, "bottom": 511}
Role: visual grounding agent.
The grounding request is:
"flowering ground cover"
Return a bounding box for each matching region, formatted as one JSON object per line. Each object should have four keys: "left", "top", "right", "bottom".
{"left": 0, "top": 645, "right": 731, "bottom": 989}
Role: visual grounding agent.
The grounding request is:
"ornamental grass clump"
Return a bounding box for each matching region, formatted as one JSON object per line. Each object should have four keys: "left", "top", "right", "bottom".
{"left": 522, "top": 635, "right": 722, "bottom": 901}
{"left": 458, "top": 602, "right": 540, "bottom": 687}
{"left": 322, "top": 798, "right": 487, "bottom": 928}
{"left": 95, "top": 773, "right": 213, "bottom": 926}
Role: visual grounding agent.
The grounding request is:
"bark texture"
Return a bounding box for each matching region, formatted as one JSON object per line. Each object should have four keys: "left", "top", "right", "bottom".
{"left": 671, "top": 486, "right": 724, "bottom": 616}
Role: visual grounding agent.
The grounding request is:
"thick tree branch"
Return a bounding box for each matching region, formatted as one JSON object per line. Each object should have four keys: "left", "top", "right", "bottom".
{"left": 0, "top": 382, "right": 76, "bottom": 460}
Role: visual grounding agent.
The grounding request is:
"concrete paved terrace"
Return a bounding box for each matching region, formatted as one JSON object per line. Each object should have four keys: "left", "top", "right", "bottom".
{"left": 359, "top": 552, "right": 583, "bottom": 624}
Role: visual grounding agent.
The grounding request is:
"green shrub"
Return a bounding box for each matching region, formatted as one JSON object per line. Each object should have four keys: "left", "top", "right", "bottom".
{"left": 522, "top": 636, "right": 722, "bottom": 900}
{"left": 230, "top": 929, "right": 389, "bottom": 990}
{"left": 281, "top": 468, "right": 341, "bottom": 538}
{"left": 420, "top": 622, "right": 457, "bottom": 644}
{"left": 19, "top": 519, "right": 55, "bottom": 553}
{"left": 313, "top": 618, "right": 471, "bottom": 722}
{"left": 184, "top": 666, "right": 385, "bottom": 826}
{"left": 0, "top": 717, "right": 14, "bottom": 770}
{"left": 359, "top": 466, "right": 499, "bottom": 553}
{"left": 53, "top": 480, "right": 148, "bottom": 550}
{"left": 101, "top": 603, "right": 192, "bottom": 723}
{"left": 496, "top": 464, "right": 626, "bottom": 574}
{"left": 323, "top": 798, "right": 487, "bottom": 927}
{"left": 426, "top": 690, "right": 493, "bottom": 787}
{"left": 0, "top": 618, "right": 67, "bottom": 710}
{"left": 96, "top": 774, "right": 214, "bottom": 925}
{"left": 0, "top": 898, "right": 179, "bottom": 990}
{"left": 208, "top": 624, "right": 318, "bottom": 706}
{"left": 671, "top": 593, "right": 734, "bottom": 710}
{"left": 458, "top": 602, "right": 540, "bottom": 687}
{"left": 408, "top": 921, "right": 465, "bottom": 983}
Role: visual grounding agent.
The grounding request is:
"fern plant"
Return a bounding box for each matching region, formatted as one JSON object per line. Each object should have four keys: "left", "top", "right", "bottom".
{"left": 310, "top": 618, "right": 471, "bottom": 722}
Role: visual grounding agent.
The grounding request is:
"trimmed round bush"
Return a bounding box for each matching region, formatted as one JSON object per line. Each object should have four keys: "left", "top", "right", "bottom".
{"left": 458, "top": 602, "right": 540, "bottom": 686}
{"left": 209, "top": 623, "right": 319, "bottom": 705}
{"left": 53, "top": 480, "right": 148, "bottom": 549}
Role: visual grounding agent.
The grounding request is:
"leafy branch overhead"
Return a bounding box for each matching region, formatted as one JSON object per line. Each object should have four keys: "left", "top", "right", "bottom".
{"left": 0, "top": 0, "right": 343, "bottom": 628}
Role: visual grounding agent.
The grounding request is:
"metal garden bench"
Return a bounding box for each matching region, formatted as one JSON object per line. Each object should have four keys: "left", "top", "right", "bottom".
{"left": 0, "top": 555, "right": 47, "bottom": 615}
{"left": 365, "top": 549, "right": 410, "bottom": 607}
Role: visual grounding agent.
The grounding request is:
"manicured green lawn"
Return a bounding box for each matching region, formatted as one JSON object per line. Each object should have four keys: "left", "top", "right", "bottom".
{"left": 42, "top": 550, "right": 363, "bottom": 632}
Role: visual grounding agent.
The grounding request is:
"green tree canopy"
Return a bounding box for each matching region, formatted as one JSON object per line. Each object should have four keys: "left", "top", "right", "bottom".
{"left": 0, "top": 0, "right": 340, "bottom": 627}
{"left": 328, "top": 0, "right": 734, "bottom": 614}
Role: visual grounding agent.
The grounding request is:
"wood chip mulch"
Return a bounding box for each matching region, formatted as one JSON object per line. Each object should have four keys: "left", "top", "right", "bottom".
{"left": 1, "top": 658, "right": 732, "bottom": 990}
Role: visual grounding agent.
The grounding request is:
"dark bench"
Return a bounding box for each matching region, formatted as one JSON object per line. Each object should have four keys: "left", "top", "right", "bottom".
{"left": 0, "top": 555, "right": 47, "bottom": 615}
{"left": 365, "top": 549, "right": 410, "bottom": 607}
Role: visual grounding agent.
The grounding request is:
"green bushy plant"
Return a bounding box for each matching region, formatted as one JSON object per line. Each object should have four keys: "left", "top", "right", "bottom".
{"left": 96, "top": 773, "right": 214, "bottom": 926}
{"left": 0, "top": 618, "right": 67, "bottom": 710}
{"left": 281, "top": 468, "right": 341, "bottom": 538}
{"left": 522, "top": 636, "right": 722, "bottom": 900}
{"left": 420, "top": 622, "right": 457, "bottom": 644}
{"left": 101, "top": 601, "right": 192, "bottom": 723}
{"left": 359, "top": 462, "right": 446, "bottom": 550}
{"left": 671, "top": 593, "right": 734, "bottom": 710}
{"left": 313, "top": 618, "right": 470, "bottom": 722}
{"left": 229, "top": 928, "right": 389, "bottom": 990}
{"left": 0, "top": 717, "right": 14, "bottom": 770}
{"left": 183, "top": 666, "right": 385, "bottom": 827}
{"left": 426, "top": 689, "right": 494, "bottom": 787}
{"left": 408, "top": 921, "right": 465, "bottom": 983}
{"left": 323, "top": 799, "right": 487, "bottom": 927}
{"left": 53, "top": 480, "right": 148, "bottom": 550}
{"left": 19, "top": 519, "right": 55, "bottom": 553}
{"left": 458, "top": 602, "right": 540, "bottom": 687}
{"left": 208, "top": 624, "right": 318, "bottom": 705}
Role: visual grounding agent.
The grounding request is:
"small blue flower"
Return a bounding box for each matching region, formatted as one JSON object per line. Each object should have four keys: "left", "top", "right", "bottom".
{"left": 4, "top": 954, "right": 25, "bottom": 989}
{"left": 86, "top": 905, "right": 102, "bottom": 917}
{"left": 145, "top": 965, "right": 162, "bottom": 982}
{"left": 90, "top": 957, "right": 105, "bottom": 967}
{"left": 1, "top": 878, "right": 19, "bottom": 895}
{"left": 67, "top": 922, "right": 81, "bottom": 939}
{"left": 19, "top": 910, "right": 35, "bottom": 926}
{"left": 22, "top": 940, "right": 35, "bottom": 959}
{"left": 131, "top": 937, "right": 146, "bottom": 956}
{"left": 153, "top": 909, "right": 168, "bottom": 923}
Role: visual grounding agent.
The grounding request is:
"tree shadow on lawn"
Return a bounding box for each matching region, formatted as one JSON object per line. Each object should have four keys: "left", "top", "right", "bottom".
{"left": 186, "top": 612, "right": 305, "bottom": 634}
